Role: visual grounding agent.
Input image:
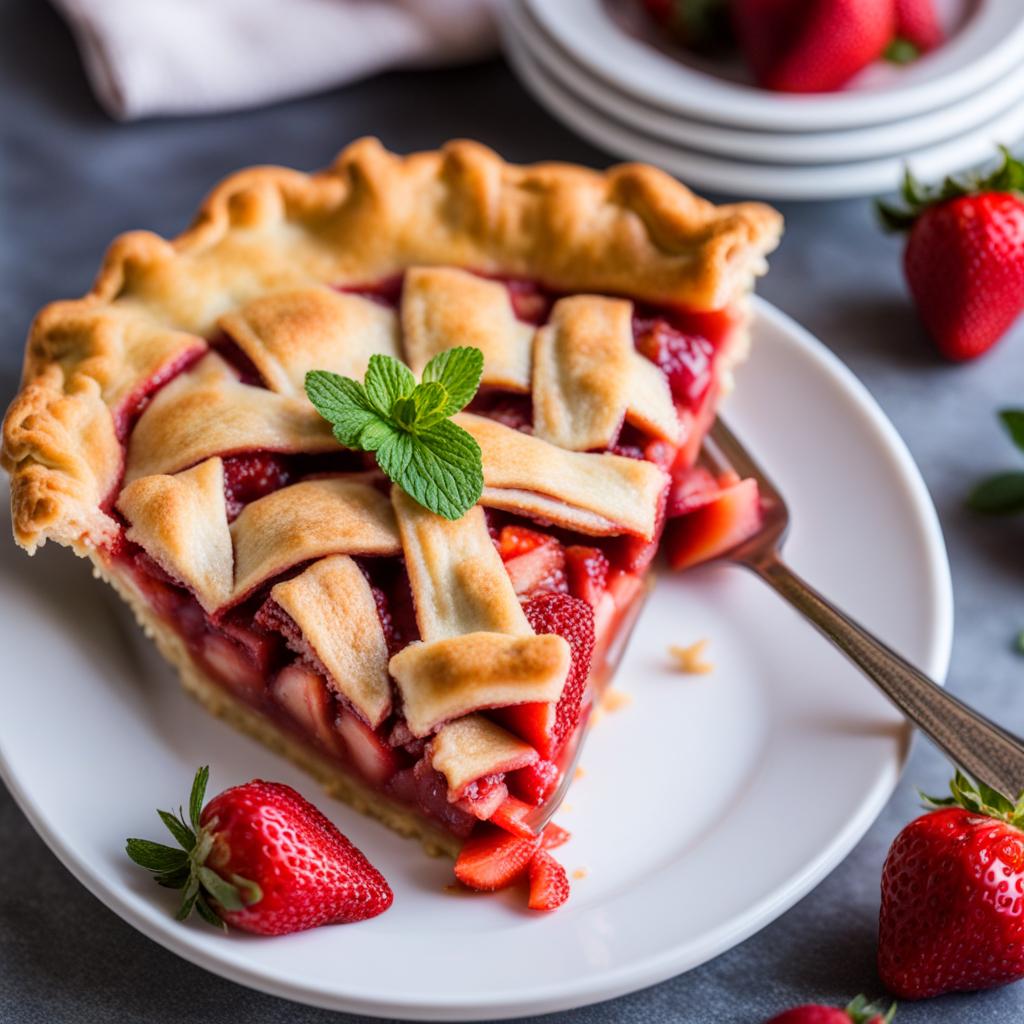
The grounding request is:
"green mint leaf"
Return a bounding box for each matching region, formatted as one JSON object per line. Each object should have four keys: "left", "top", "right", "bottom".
{"left": 188, "top": 766, "right": 209, "bottom": 832}
{"left": 377, "top": 420, "right": 484, "bottom": 521}
{"left": 194, "top": 891, "right": 227, "bottom": 930}
{"left": 364, "top": 354, "right": 415, "bottom": 416}
{"left": 305, "top": 370, "right": 381, "bottom": 448}
{"left": 391, "top": 383, "right": 452, "bottom": 433}
{"left": 1015, "top": 629, "right": 1024, "bottom": 654}
{"left": 422, "top": 347, "right": 484, "bottom": 415}
{"left": 358, "top": 418, "right": 398, "bottom": 450}
{"left": 391, "top": 395, "right": 419, "bottom": 432}
{"left": 157, "top": 809, "right": 196, "bottom": 851}
{"left": 967, "top": 472, "right": 1024, "bottom": 514}
{"left": 305, "top": 348, "right": 486, "bottom": 518}
{"left": 197, "top": 866, "right": 245, "bottom": 911}
{"left": 999, "top": 409, "right": 1024, "bottom": 452}
{"left": 125, "top": 838, "right": 189, "bottom": 873}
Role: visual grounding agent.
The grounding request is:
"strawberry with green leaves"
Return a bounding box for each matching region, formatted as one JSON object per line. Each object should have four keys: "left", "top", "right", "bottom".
{"left": 126, "top": 767, "right": 393, "bottom": 935}
{"left": 879, "top": 149, "right": 1024, "bottom": 362}
{"left": 764, "top": 996, "right": 895, "bottom": 1024}
{"left": 878, "top": 772, "right": 1024, "bottom": 998}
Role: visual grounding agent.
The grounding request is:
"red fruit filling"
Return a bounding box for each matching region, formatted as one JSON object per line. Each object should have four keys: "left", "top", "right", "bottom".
{"left": 664, "top": 476, "right": 763, "bottom": 570}
{"left": 106, "top": 270, "right": 741, "bottom": 874}
{"left": 496, "top": 593, "right": 596, "bottom": 759}
{"left": 527, "top": 849, "right": 570, "bottom": 911}
{"left": 510, "top": 759, "right": 561, "bottom": 806}
{"left": 454, "top": 825, "right": 543, "bottom": 891}
{"left": 222, "top": 453, "right": 293, "bottom": 519}
{"left": 498, "top": 526, "right": 568, "bottom": 597}
{"left": 489, "top": 795, "right": 539, "bottom": 839}
{"left": 634, "top": 316, "right": 716, "bottom": 411}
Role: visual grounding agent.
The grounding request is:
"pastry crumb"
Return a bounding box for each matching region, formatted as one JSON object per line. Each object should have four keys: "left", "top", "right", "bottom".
{"left": 600, "top": 687, "right": 632, "bottom": 713}
{"left": 573, "top": 766, "right": 586, "bottom": 782}
{"left": 572, "top": 868, "right": 587, "bottom": 880}
{"left": 669, "top": 639, "right": 714, "bottom": 675}
{"left": 561, "top": 803, "right": 574, "bottom": 813}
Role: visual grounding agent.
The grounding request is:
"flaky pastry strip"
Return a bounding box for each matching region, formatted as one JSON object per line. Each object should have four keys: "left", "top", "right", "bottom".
{"left": 117, "top": 457, "right": 233, "bottom": 613}
{"left": 270, "top": 555, "right": 392, "bottom": 728}
{"left": 230, "top": 478, "right": 399, "bottom": 603}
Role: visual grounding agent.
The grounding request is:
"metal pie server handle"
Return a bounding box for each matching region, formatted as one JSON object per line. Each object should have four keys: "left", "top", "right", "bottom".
{"left": 752, "top": 554, "right": 1024, "bottom": 799}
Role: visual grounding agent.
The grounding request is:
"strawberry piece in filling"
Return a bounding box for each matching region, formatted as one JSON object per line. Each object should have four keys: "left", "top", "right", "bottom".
{"left": 495, "top": 593, "right": 596, "bottom": 759}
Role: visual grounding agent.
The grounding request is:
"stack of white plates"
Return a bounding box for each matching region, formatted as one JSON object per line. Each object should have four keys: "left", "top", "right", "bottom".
{"left": 500, "top": 0, "right": 1024, "bottom": 200}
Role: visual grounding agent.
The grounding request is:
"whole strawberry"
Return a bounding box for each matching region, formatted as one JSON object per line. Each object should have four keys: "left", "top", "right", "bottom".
{"left": 765, "top": 996, "right": 895, "bottom": 1024}
{"left": 893, "top": 0, "right": 943, "bottom": 54}
{"left": 879, "top": 771, "right": 1024, "bottom": 998}
{"left": 879, "top": 149, "right": 1024, "bottom": 361}
{"left": 126, "top": 766, "right": 392, "bottom": 935}
{"left": 733, "top": 0, "right": 895, "bottom": 93}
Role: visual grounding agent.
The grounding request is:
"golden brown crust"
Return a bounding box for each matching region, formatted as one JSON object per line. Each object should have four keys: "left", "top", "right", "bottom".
{"left": 124, "top": 353, "right": 337, "bottom": 482}
{"left": 229, "top": 478, "right": 400, "bottom": 603}
{"left": 391, "top": 489, "right": 532, "bottom": 642}
{"left": 3, "top": 137, "right": 780, "bottom": 553}
{"left": 269, "top": 555, "right": 392, "bottom": 728}
{"left": 401, "top": 266, "right": 534, "bottom": 391}
{"left": 218, "top": 287, "right": 400, "bottom": 397}
{"left": 117, "top": 457, "right": 233, "bottom": 612}
{"left": 459, "top": 412, "right": 669, "bottom": 539}
{"left": 429, "top": 715, "right": 538, "bottom": 798}
{"left": 532, "top": 294, "right": 679, "bottom": 451}
{"left": 389, "top": 632, "right": 571, "bottom": 737}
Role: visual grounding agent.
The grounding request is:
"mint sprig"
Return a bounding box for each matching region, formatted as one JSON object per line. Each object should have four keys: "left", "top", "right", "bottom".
{"left": 305, "top": 348, "right": 485, "bottom": 520}
{"left": 967, "top": 409, "right": 1024, "bottom": 515}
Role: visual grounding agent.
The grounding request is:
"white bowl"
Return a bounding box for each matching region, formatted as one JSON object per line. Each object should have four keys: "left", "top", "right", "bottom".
{"left": 508, "top": 0, "right": 1024, "bottom": 165}
{"left": 503, "top": 21, "right": 1024, "bottom": 200}
{"left": 524, "top": 0, "right": 1024, "bottom": 132}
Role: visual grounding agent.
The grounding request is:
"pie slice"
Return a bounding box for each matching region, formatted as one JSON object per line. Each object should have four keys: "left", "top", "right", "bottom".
{"left": 2, "top": 139, "right": 781, "bottom": 860}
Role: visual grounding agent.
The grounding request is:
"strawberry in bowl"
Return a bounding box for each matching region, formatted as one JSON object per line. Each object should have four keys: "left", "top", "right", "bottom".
{"left": 641, "top": 0, "right": 945, "bottom": 92}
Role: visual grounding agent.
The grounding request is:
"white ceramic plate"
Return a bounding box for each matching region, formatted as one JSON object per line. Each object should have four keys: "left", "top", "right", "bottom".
{"left": 503, "top": 23, "right": 1024, "bottom": 200}
{"left": 0, "top": 298, "right": 952, "bottom": 1020}
{"left": 525, "top": 0, "right": 1024, "bottom": 132}
{"left": 507, "top": 0, "right": 1024, "bottom": 165}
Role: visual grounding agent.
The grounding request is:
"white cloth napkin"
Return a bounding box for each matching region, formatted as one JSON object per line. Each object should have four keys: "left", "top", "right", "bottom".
{"left": 52, "top": 0, "right": 499, "bottom": 120}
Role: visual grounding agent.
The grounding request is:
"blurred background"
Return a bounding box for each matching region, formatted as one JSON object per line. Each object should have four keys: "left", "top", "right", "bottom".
{"left": 3, "top": 0, "right": 1024, "bottom": 1021}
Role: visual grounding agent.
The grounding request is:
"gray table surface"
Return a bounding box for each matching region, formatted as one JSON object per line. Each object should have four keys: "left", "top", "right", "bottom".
{"left": 4, "top": 2, "right": 1024, "bottom": 1021}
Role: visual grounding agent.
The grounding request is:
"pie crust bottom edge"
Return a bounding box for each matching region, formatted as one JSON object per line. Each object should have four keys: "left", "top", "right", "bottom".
{"left": 97, "top": 559, "right": 462, "bottom": 860}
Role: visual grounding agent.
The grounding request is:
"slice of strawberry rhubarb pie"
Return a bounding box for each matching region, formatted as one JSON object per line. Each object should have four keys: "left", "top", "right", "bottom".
{"left": 2, "top": 140, "right": 781, "bottom": 880}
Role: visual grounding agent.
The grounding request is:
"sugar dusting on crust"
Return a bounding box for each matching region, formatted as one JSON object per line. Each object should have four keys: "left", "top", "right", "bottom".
{"left": 669, "top": 639, "right": 714, "bottom": 675}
